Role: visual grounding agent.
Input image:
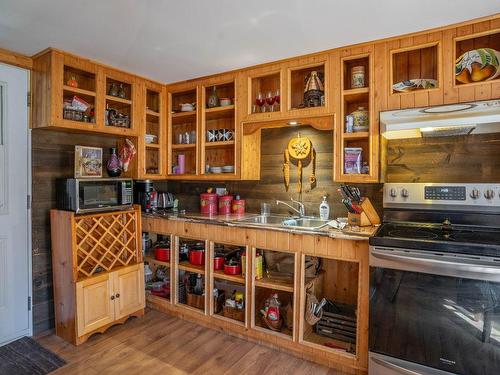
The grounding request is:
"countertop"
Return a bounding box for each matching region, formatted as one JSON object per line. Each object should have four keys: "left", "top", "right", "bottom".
{"left": 142, "top": 210, "right": 378, "bottom": 241}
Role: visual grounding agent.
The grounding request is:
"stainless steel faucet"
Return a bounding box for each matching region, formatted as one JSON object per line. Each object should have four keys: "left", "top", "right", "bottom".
{"left": 276, "top": 198, "right": 305, "bottom": 217}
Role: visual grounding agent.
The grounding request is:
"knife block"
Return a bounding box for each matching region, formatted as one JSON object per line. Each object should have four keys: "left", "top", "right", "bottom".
{"left": 347, "top": 197, "right": 380, "bottom": 227}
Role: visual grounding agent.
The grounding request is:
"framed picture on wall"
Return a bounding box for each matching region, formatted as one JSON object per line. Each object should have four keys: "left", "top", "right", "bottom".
{"left": 74, "top": 145, "right": 103, "bottom": 178}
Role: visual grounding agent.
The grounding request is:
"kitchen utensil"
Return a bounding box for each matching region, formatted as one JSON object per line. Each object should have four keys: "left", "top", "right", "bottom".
{"left": 209, "top": 166, "right": 222, "bottom": 174}
{"left": 224, "top": 262, "right": 242, "bottom": 275}
{"left": 189, "top": 248, "right": 205, "bottom": 266}
{"left": 261, "top": 202, "right": 271, "bottom": 216}
{"left": 392, "top": 78, "right": 438, "bottom": 92}
{"left": 145, "top": 134, "right": 157, "bottom": 144}
{"left": 180, "top": 103, "right": 195, "bottom": 112}
{"left": 221, "top": 165, "right": 234, "bottom": 173}
{"left": 157, "top": 192, "right": 175, "bottom": 209}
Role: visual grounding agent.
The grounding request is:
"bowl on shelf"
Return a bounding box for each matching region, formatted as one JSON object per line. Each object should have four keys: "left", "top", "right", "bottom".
{"left": 392, "top": 78, "right": 438, "bottom": 92}
{"left": 209, "top": 166, "right": 223, "bottom": 174}
{"left": 455, "top": 48, "right": 500, "bottom": 84}
{"left": 222, "top": 165, "right": 235, "bottom": 173}
{"left": 353, "top": 125, "right": 369, "bottom": 133}
{"left": 145, "top": 134, "right": 157, "bottom": 144}
{"left": 179, "top": 103, "right": 195, "bottom": 112}
{"left": 220, "top": 98, "right": 232, "bottom": 107}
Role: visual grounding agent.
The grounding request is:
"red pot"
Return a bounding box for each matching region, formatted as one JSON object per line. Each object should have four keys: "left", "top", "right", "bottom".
{"left": 189, "top": 249, "right": 205, "bottom": 265}
{"left": 224, "top": 262, "right": 242, "bottom": 275}
{"left": 213, "top": 256, "right": 224, "bottom": 270}
{"left": 155, "top": 247, "right": 170, "bottom": 262}
{"left": 200, "top": 193, "right": 218, "bottom": 215}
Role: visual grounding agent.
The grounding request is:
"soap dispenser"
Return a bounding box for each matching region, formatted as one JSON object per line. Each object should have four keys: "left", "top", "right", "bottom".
{"left": 319, "top": 196, "right": 330, "bottom": 220}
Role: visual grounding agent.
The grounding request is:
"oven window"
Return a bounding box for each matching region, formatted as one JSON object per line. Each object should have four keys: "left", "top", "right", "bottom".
{"left": 370, "top": 267, "right": 500, "bottom": 375}
{"left": 79, "top": 182, "right": 119, "bottom": 209}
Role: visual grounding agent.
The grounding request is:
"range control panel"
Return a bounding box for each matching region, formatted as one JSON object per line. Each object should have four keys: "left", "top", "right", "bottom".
{"left": 384, "top": 183, "right": 500, "bottom": 209}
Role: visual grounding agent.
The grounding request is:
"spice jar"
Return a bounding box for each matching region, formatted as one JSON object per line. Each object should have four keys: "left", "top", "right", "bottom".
{"left": 351, "top": 66, "right": 365, "bottom": 88}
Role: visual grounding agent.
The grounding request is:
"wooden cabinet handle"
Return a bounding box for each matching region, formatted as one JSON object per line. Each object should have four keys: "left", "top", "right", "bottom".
{"left": 111, "top": 295, "right": 115, "bottom": 300}
{"left": 115, "top": 293, "right": 120, "bottom": 298}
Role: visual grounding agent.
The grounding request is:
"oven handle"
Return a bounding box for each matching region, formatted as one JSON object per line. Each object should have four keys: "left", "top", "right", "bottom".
{"left": 370, "top": 247, "right": 500, "bottom": 282}
{"left": 371, "top": 355, "right": 421, "bottom": 375}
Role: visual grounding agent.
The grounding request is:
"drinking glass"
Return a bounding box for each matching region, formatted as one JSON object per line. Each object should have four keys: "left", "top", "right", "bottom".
{"left": 266, "top": 91, "right": 275, "bottom": 112}
{"left": 261, "top": 202, "right": 271, "bottom": 216}
{"left": 255, "top": 92, "right": 265, "bottom": 113}
{"left": 273, "top": 89, "right": 280, "bottom": 111}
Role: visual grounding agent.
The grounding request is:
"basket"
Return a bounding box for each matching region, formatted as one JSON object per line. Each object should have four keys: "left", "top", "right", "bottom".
{"left": 186, "top": 292, "right": 204, "bottom": 310}
{"left": 260, "top": 315, "right": 283, "bottom": 332}
{"left": 305, "top": 292, "right": 322, "bottom": 325}
{"left": 223, "top": 306, "right": 245, "bottom": 322}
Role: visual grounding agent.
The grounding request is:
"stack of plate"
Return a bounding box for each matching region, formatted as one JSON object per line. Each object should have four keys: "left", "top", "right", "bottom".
{"left": 209, "top": 166, "right": 222, "bottom": 174}
{"left": 222, "top": 165, "right": 234, "bottom": 173}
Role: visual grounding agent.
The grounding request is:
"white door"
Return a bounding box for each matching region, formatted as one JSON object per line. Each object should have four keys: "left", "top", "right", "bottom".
{"left": 0, "top": 63, "right": 31, "bottom": 345}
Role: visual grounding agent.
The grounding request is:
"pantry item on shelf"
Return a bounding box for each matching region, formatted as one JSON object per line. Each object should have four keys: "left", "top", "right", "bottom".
{"left": 106, "top": 107, "right": 130, "bottom": 128}
{"left": 353, "top": 125, "right": 369, "bottom": 133}
{"left": 218, "top": 194, "right": 233, "bottom": 215}
{"left": 260, "top": 293, "right": 283, "bottom": 331}
{"left": 108, "top": 82, "right": 119, "bottom": 97}
{"left": 255, "top": 251, "right": 263, "bottom": 279}
{"left": 345, "top": 115, "right": 354, "bottom": 133}
{"left": 392, "top": 78, "right": 438, "bottom": 92}
{"left": 155, "top": 246, "right": 170, "bottom": 262}
{"left": 106, "top": 147, "right": 122, "bottom": 177}
{"left": 152, "top": 281, "right": 164, "bottom": 292}
{"left": 189, "top": 248, "right": 205, "bottom": 266}
{"left": 455, "top": 48, "right": 500, "bottom": 83}
{"left": 350, "top": 107, "right": 369, "bottom": 127}
{"left": 145, "top": 134, "right": 157, "bottom": 144}
{"left": 351, "top": 66, "right": 365, "bottom": 88}
{"left": 209, "top": 166, "right": 222, "bottom": 174}
{"left": 200, "top": 189, "right": 218, "bottom": 215}
{"left": 207, "top": 86, "right": 219, "bottom": 108}
{"left": 180, "top": 103, "right": 195, "bottom": 112}
{"left": 213, "top": 256, "right": 224, "bottom": 270}
{"left": 178, "top": 154, "right": 185, "bottom": 174}
{"left": 304, "top": 70, "right": 324, "bottom": 107}
{"left": 222, "top": 165, "right": 235, "bottom": 173}
{"left": 344, "top": 147, "right": 363, "bottom": 174}
{"left": 241, "top": 250, "right": 246, "bottom": 276}
{"left": 231, "top": 194, "right": 245, "bottom": 214}
{"left": 206, "top": 129, "right": 218, "bottom": 142}
{"left": 117, "top": 83, "right": 126, "bottom": 99}
{"left": 224, "top": 260, "right": 242, "bottom": 275}
{"left": 118, "top": 138, "right": 136, "bottom": 172}
{"left": 67, "top": 75, "right": 78, "bottom": 88}
{"left": 71, "top": 96, "right": 91, "bottom": 112}
{"left": 144, "top": 264, "right": 153, "bottom": 283}
{"left": 219, "top": 97, "right": 232, "bottom": 106}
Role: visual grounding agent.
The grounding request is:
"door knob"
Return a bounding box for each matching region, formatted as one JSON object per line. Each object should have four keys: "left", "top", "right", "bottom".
{"left": 115, "top": 293, "right": 120, "bottom": 298}
{"left": 111, "top": 295, "right": 115, "bottom": 300}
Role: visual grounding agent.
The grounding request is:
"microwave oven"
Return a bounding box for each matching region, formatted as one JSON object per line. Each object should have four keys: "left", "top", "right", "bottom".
{"left": 56, "top": 178, "right": 133, "bottom": 214}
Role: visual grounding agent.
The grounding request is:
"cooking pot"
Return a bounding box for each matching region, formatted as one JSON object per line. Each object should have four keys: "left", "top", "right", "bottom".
{"left": 189, "top": 248, "right": 205, "bottom": 265}
{"left": 224, "top": 262, "right": 242, "bottom": 275}
{"left": 213, "top": 256, "right": 224, "bottom": 270}
{"left": 155, "top": 246, "right": 170, "bottom": 262}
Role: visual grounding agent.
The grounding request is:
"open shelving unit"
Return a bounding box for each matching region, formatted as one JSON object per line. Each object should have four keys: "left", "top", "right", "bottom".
{"left": 167, "top": 88, "right": 199, "bottom": 178}
{"left": 251, "top": 248, "right": 297, "bottom": 340}
{"left": 390, "top": 43, "right": 439, "bottom": 94}
{"left": 247, "top": 70, "right": 282, "bottom": 117}
{"left": 336, "top": 53, "right": 376, "bottom": 182}
{"left": 144, "top": 233, "right": 172, "bottom": 303}
{"left": 299, "top": 255, "right": 359, "bottom": 356}
{"left": 62, "top": 65, "right": 97, "bottom": 127}
{"left": 288, "top": 62, "right": 326, "bottom": 111}
{"left": 174, "top": 237, "right": 208, "bottom": 313}
{"left": 201, "top": 81, "right": 237, "bottom": 178}
{"left": 455, "top": 29, "right": 500, "bottom": 87}
{"left": 104, "top": 71, "right": 135, "bottom": 132}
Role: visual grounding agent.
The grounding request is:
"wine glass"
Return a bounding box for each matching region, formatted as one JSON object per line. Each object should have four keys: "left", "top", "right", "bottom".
{"left": 273, "top": 89, "right": 280, "bottom": 111}
{"left": 266, "top": 91, "right": 275, "bottom": 112}
{"left": 255, "top": 92, "right": 265, "bottom": 113}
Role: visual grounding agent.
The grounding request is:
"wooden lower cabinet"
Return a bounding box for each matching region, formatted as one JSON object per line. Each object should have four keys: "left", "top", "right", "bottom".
{"left": 51, "top": 208, "right": 145, "bottom": 345}
{"left": 143, "top": 217, "right": 370, "bottom": 375}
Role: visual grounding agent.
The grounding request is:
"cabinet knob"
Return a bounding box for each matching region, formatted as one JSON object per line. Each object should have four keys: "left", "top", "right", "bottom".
{"left": 115, "top": 293, "right": 120, "bottom": 298}
{"left": 111, "top": 295, "right": 115, "bottom": 300}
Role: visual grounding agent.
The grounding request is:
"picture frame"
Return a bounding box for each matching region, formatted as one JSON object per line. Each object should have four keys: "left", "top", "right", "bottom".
{"left": 74, "top": 145, "right": 103, "bottom": 178}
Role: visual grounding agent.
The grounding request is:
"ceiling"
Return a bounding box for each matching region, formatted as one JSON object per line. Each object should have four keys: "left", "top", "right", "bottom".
{"left": 1, "top": 1, "right": 499, "bottom": 83}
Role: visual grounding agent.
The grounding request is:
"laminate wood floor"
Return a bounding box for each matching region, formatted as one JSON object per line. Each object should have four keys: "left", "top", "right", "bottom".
{"left": 36, "top": 309, "right": 349, "bottom": 375}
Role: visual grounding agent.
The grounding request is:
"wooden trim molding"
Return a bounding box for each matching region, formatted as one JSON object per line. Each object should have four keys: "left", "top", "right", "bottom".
{"left": 0, "top": 47, "right": 32, "bottom": 69}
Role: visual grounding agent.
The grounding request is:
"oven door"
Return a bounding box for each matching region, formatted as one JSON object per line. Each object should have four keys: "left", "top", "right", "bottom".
{"left": 77, "top": 179, "right": 126, "bottom": 213}
{"left": 369, "top": 246, "right": 500, "bottom": 375}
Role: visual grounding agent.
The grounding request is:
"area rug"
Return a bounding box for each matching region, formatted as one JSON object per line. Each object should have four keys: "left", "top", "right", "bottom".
{"left": 0, "top": 336, "right": 66, "bottom": 375}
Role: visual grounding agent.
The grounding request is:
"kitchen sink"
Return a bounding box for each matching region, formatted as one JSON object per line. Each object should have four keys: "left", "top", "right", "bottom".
{"left": 234, "top": 215, "right": 329, "bottom": 231}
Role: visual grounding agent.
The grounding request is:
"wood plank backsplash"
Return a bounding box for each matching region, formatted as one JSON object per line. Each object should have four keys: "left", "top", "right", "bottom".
{"left": 385, "top": 133, "right": 500, "bottom": 182}
{"left": 161, "top": 126, "right": 383, "bottom": 217}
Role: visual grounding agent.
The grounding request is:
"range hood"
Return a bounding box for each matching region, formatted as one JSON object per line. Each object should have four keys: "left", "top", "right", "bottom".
{"left": 380, "top": 99, "right": 500, "bottom": 139}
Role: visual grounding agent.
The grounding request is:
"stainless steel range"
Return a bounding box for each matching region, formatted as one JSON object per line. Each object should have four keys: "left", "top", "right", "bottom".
{"left": 369, "top": 183, "right": 500, "bottom": 375}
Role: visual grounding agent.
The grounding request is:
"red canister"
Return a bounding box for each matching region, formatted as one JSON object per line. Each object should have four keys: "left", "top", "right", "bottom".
{"left": 189, "top": 249, "right": 205, "bottom": 265}
{"left": 219, "top": 195, "right": 233, "bottom": 215}
{"left": 213, "top": 256, "right": 224, "bottom": 270}
{"left": 200, "top": 193, "right": 218, "bottom": 215}
{"left": 155, "top": 247, "right": 170, "bottom": 262}
{"left": 232, "top": 195, "right": 245, "bottom": 215}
